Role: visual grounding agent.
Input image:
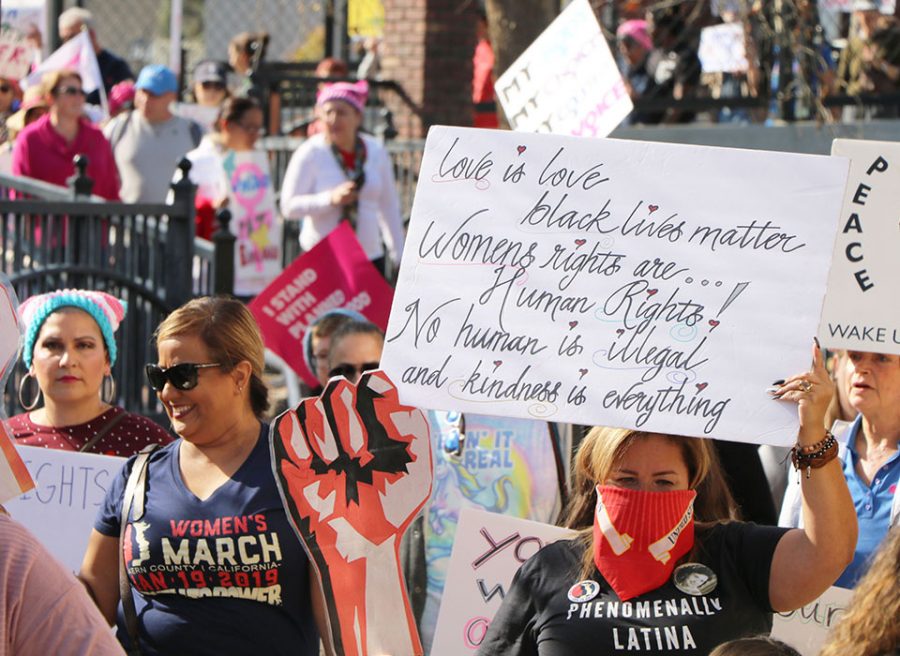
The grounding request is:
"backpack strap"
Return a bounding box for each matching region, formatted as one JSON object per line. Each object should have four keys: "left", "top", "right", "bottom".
{"left": 118, "top": 443, "right": 159, "bottom": 656}
{"left": 107, "top": 110, "right": 133, "bottom": 152}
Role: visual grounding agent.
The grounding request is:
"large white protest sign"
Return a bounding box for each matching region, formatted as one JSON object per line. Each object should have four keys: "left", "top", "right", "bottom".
{"left": 494, "top": 0, "right": 631, "bottom": 138}
{"left": 381, "top": 126, "right": 849, "bottom": 445}
{"left": 5, "top": 446, "right": 124, "bottom": 571}
{"left": 699, "top": 23, "right": 748, "bottom": 74}
{"left": 772, "top": 585, "right": 852, "bottom": 655}
{"left": 818, "top": 139, "right": 900, "bottom": 355}
{"left": 431, "top": 509, "right": 575, "bottom": 655}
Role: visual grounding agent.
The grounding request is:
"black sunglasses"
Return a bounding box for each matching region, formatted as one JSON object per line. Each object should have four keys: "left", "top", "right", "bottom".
{"left": 146, "top": 362, "right": 221, "bottom": 391}
{"left": 55, "top": 85, "right": 85, "bottom": 97}
{"left": 201, "top": 81, "right": 226, "bottom": 90}
{"left": 328, "top": 362, "right": 379, "bottom": 380}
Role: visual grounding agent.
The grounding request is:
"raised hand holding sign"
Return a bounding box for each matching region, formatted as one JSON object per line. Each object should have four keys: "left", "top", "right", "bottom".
{"left": 271, "top": 370, "right": 433, "bottom": 656}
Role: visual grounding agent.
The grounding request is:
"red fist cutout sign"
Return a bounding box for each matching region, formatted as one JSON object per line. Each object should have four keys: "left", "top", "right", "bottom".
{"left": 271, "top": 370, "right": 433, "bottom": 656}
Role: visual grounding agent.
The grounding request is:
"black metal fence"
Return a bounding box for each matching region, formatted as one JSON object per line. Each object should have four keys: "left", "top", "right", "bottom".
{"left": 251, "top": 64, "right": 414, "bottom": 137}
{"left": 0, "top": 158, "right": 233, "bottom": 423}
{"left": 591, "top": 0, "right": 900, "bottom": 125}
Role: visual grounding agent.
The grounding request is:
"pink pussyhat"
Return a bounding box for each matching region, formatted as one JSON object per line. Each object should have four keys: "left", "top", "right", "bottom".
{"left": 316, "top": 80, "right": 369, "bottom": 114}
{"left": 616, "top": 19, "right": 653, "bottom": 52}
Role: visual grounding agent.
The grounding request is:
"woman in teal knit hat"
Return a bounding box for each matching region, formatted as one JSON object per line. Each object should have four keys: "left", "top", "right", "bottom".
{"left": 8, "top": 289, "right": 171, "bottom": 455}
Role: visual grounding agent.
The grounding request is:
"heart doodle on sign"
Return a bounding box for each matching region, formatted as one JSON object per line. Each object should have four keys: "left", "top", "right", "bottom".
{"left": 569, "top": 321, "right": 578, "bottom": 330}
{"left": 517, "top": 145, "right": 526, "bottom": 155}
{"left": 647, "top": 289, "right": 658, "bottom": 297}
{"left": 493, "top": 360, "right": 502, "bottom": 371}
{"left": 616, "top": 329, "right": 625, "bottom": 336}
{"left": 696, "top": 382, "right": 708, "bottom": 393}
{"left": 574, "top": 239, "right": 586, "bottom": 248}
{"left": 648, "top": 204, "right": 659, "bottom": 213}
{"left": 579, "top": 368, "right": 588, "bottom": 379}
{"left": 708, "top": 319, "right": 721, "bottom": 330}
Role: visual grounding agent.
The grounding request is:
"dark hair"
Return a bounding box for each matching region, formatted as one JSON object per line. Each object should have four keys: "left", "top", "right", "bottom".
{"left": 327, "top": 320, "right": 384, "bottom": 366}
{"left": 315, "top": 57, "right": 349, "bottom": 79}
{"left": 710, "top": 636, "right": 801, "bottom": 656}
{"left": 154, "top": 296, "right": 269, "bottom": 418}
{"left": 230, "top": 31, "right": 270, "bottom": 61}
{"left": 215, "top": 96, "right": 261, "bottom": 132}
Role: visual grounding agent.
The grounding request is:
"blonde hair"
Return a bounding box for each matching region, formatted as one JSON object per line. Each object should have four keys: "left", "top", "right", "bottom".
{"left": 562, "top": 427, "right": 738, "bottom": 579}
{"left": 42, "top": 69, "right": 82, "bottom": 98}
{"left": 155, "top": 296, "right": 269, "bottom": 417}
{"left": 820, "top": 526, "right": 900, "bottom": 656}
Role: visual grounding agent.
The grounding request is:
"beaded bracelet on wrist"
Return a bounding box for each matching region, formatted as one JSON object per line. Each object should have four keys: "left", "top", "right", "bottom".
{"left": 790, "top": 431, "right": 838, "bottom": 480}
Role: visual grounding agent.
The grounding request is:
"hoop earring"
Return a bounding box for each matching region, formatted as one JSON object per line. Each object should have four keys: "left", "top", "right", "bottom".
{"left": 18, "top": 373, "right": 42, "bottom": 411}
{"left": 101, "top": 375, "right": 117, "bottom": 404}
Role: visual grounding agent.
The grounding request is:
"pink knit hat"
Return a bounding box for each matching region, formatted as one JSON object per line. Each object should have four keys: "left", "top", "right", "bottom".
{"left": 19, "top": 289, "right": 127, "bottom": 368}
{"left": 616, "top": 19, "right": 653, "bottom": 52}
{"left": 316, "top": 80, "right": 369, "bottom": 114}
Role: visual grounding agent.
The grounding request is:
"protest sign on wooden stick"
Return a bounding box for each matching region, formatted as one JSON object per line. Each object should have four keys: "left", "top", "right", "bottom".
{"left": 271, "top": 371, "right": 432, "bottom": 656}
{"left": 381, "top": 126, "right": 849, "bottom": 445}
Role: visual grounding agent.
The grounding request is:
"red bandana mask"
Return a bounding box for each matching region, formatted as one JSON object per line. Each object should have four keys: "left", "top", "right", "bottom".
{"left": 593, "top": 485, "right": 696, "bottom": 601}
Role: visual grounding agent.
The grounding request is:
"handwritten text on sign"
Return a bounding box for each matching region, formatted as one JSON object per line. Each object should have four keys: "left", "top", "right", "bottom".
{"left": 818, "top": 139, "right": 900, "bottom": 355}
{"left": 381, "top": 127, "right": 848, "bottom": 445}
{"left": 431, "top": 509, "right": 575, "bottom": 655}
{"left": 494, "top": 0, "right": 631, "bottom": 138}
{"left": 5, "top": 446, "right": 124, "bottom": 571}
{"left": 772, "top": 586, "right": 852, "bottom": 655}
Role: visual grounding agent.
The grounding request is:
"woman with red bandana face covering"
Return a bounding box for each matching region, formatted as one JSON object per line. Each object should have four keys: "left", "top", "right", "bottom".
{"left": 479, "top": 342, "right": 856, "bottom": 655}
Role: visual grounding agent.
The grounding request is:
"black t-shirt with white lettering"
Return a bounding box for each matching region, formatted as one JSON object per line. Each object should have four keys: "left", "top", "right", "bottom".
{"left": 95, "top": 425, "right": 318, "bottom": 656}
{"left": 477, "top": 522, "right": 788, "bottom": 656}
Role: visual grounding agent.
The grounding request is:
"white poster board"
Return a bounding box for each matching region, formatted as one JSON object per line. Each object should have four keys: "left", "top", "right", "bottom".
{"left": 494, "top": 0, "right": 632, "bottom": 138}
{"left": 222, "top": 150, "right": 283, "bottom": 297}
{"left": 0, "top": 29, "right": 32, "bottom": 79}
{"left": 818, "top": 139, "right": 900, "bottom": 355}
{"left": 772, "top": 585, "right": 852, "bottom": 655}
{"left": 431, "top": 509, "right": 575, "bottom": 655}
{"left": 381, "top": 126, "right": 849, "bottom": 446}
{"left": 0, "top": 0, "right": 44, "bottom": 40}
{"left": 699, "top": 23, "right": 748, "bottom": 74}
{"left": 5, "top": 446, "right": 125, "bottom": 571}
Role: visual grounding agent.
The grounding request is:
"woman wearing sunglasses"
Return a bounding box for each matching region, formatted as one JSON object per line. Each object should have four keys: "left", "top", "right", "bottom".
{"left": 0, "top": 76, "right": 22, "bottom": 145}
{"left": 79, "top": 296, "right": 325, "bottom": 656}
{"left": 325, "top": 319, "right": 383, "bottom": 384}
{"left": 8, "top": 289, "right": 171, "bottom": 456}
{"left": 11, "top": 69, "right": 120, "bottom": 200}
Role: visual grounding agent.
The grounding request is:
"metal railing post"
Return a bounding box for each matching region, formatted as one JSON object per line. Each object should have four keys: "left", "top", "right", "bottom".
{"left": 167, "top": 158, "right": 197, "bottom": 308}
{"left": 67, "top": 154, "right": 94, "bottom": 199}
{"left": 212, "top": 209, "right": 235, "bottom": 296}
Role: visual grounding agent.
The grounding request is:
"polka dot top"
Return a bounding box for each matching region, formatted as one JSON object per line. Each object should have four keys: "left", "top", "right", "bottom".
{"left": 7, "top": 406, "right": 173, "bottom": 457}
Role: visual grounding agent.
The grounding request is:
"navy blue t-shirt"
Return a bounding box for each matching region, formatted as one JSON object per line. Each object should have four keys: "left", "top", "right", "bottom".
{"left": 95, "top": 424, "right": 318, "bottom": 656}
